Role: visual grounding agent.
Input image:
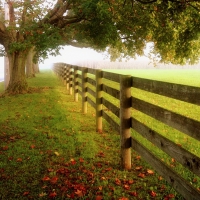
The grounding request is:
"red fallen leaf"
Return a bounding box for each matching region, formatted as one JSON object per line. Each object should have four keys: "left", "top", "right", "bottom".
{"left": 96, "top": 196, "right": 103, "bottom": 200}
{"left": 49, "top": 191, "right": 57, "bottom": 198}
{"left": 129, "top": 191, "right": 137, "bottom": 196}
{"left": 105, "top": 167, "right": 112, "bottom": 171}
{"left": 79, "top": 157, "right": 84, "bottom": 163}
{"left": 118, "top": 197, "right": 129, "bottom": 200}
{"left": 166, "top": 194, "right": 175, "bottom": 199}
{"left": 17, "top": 158, "right": 22, "bottom": 162}
{"left": 97, "top": 151, "right": 105, "bottom": 157}
{"left": 42, "top": 176, "right": 50, "bottom": 181}
{"left": 8, "top": 156, "right": 13, "bottom": 161}
{"left": 2, "top": 146, "right": 8, "bottom": 151}
{"left": 128, "top": 180, "right": 134, "bottom": 184}
{"left": 136, "top": 155, "right": 141, "bottom": 160}
{"left": 150, "top": 191, "right": 157, "bottom": 197}
{"left": 109, "top": 186, "right": 115, "bottom": 191}
{"left": 50, "top": 176, "right": 58, "bottom": 184}
{"left": 193, "top": 178, "right": 197, "bottom": 183}
{"left": 23, "top": 191, "right": 29, "bottom": 196}
{"left": 75, "top": 189, "right": 84, "bottom": 197}
{"left": 124, "top": 184, "right": 130, "bottom": 190}
{"left": 70, "top": 158, "right": 76, "bottom": 165}
{"left": 30, "top": 145, "right": 35, "bottom": 149}
{"left": 138, "top": 173, "right": 145, "bottom": 178}
{"left": 115, "top": 178, "right": 121, "bottom": 185}
{"left": 147, "top": 169, "right": 154, "bottom": 175}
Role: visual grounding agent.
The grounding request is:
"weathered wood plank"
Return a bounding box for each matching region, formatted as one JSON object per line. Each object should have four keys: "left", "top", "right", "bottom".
{"left": 102, "top": 110, "right": 120, "bottom": 133}
{"left": 103, "top": 85, "right": 120, "bottom": 99}
{"left": 132, "top": 77, "right": 200, "bottom": 105}
{"left": 88, "top": 68, "right": 96, "bottom": 75}
{"left": 87, "top": 87, "right": 95, "bottom": 98}
{"left": 131, "top": 117, "right": 200, "bottom": 177}
{"left": 131, "top": 97, "right": 200, "bottom": 141}
{"left": 88, "top": 77, "right": 96, "bottom": 87}
{"left": 77, "top": 74, "right": 82, "bottom": 79}
{"left": 103, "top": 71, "right": 120, "bottom": 83}
{"left": 77, "top": 81, "right": 82, "bottom": 87}
{"left": 87, "top": 96, "right": 95, "bottom": 109}
{"left": 78, "top": 88, "right": 82, "bottom": 95}
{"left": 102, "top": 98, "right": 120, "bottom": 118}
{"left": 131, "top": 137, "right": 200, "bottom": 200}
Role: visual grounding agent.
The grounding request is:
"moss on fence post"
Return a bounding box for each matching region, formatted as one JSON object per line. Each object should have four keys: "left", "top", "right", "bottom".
{"left": 82, "top": 67, "right": 88, "bottom": 114}
{"left": 96, "top": 70, "right": 103, "bottom": 133}
{"left": 120, "top": 75, "right": 132, "bottom": 170}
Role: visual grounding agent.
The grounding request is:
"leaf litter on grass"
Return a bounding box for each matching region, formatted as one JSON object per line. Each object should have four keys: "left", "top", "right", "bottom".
{"left": 0, "top": 70, "right": 185, "bottom": 199}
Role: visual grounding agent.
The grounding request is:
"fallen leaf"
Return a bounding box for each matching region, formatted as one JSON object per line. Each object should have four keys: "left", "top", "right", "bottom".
{"left": 23, "top": 191, "right": 29, "bottom": 196}
{"left": 2, "top": 146, "right": 8, "bottom": 151}
{"left": 79, "top": 157, "right": 84, "bottom": 163}
{"left": 124, "top": 184, "right": 130, "bottom": 190}
{"left": 115, "top": 178, "right": 121, "bottom": 185}
{"left": 39, "top": 192, "right": 47, "bottom": 197}
{"left": 118, "top": 197, "right": 129, "bottom": 200}
{"left": 54, "top": 151, "right": 60, "bottom": 156}
{"left": 16, "top": 158, "right": 22, "bottom": 162}
{"left": 138, "top": 173, "right": 145, "bottom": 178}
{"left": 30, "top": 145, "right": 35, "bottom": 149}
{"left": 75, "top": 189, "right": 84, "bottom": 197}
{"left": 147, "top": 169, "right": 154, "bottom": 175}
{"left": 42, "top": 176, "right": 50, "bottom": 181}
{"left": 96, "top": 196, "right": 103, "bottom": 200}
{"left": 129, "top": 191, "right": 137, "bottom": 196}
{"left": 128, "top": 179, "right": 134, "bottom": 184}
{"left": 50, "top": 176, "right": 58, "bottom": 184}
{"left": 135, "top": 166, "right": 142, "bottom": 171}
{"left": 70, "top": 158, "right": 76, "bottom": 165}
{"left": 150, "top": 191, "right": 157, "bottom": 197}
{"left": 49, "top": 191, "right": 57, "bottom": 198}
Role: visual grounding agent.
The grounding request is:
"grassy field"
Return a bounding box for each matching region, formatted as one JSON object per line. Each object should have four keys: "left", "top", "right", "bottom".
{"left": 0, "top": 69, "right": 199, "bottom": 199}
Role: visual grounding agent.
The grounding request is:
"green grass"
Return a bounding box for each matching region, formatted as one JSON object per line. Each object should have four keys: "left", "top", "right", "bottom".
{"left": 0, "top": 69, "right": 198, "bottom": 199}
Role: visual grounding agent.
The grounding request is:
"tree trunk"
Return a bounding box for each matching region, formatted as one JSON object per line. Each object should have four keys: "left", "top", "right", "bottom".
{"left": 33, "top": 62, "right": 40, "bottom": 74}
{"left": 6, "top": 50, "right": 28, "bottom": 94}
{"left": 26, "top": 48, "right": 35, "bottom": 78}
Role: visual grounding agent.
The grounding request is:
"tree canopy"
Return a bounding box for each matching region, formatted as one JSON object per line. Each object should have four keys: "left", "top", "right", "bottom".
{"left": 0, "top": 0, "right": 200, "bottom": 93}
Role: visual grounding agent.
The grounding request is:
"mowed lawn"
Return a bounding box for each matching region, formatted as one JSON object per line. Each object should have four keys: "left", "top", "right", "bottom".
{"left": 0, "top": 69, "right": 199, "bottom": 199}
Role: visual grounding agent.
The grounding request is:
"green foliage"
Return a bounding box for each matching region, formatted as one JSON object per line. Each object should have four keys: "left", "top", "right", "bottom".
{"left": 0, "top": 0, "right": 200, "bottom": 64}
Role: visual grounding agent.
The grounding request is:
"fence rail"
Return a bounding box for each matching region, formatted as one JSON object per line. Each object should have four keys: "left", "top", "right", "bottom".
{"left": 53, "top": 62, "right": 200, "bottom": 200}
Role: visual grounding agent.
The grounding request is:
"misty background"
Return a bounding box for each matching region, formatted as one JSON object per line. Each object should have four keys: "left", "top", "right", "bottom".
{"left": 0, "top": 45, "right": 200, "bottom": 82}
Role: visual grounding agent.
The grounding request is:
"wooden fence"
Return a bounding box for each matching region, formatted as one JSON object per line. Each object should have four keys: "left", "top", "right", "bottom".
{"left": 53, "top": 63, "right": 200, "bottom": 200}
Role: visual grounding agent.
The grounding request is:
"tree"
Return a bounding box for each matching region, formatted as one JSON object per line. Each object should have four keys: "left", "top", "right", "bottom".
{"left": 0, "top": 0, "right": 200, "bottom": 94}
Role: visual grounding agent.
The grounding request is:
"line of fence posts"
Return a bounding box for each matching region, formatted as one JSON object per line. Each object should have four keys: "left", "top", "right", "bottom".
{"left": 53, "top": 63, "right": 132, "bottom": 170}
{"left": 53, "top": 63, "right": 200, "bottom": 199}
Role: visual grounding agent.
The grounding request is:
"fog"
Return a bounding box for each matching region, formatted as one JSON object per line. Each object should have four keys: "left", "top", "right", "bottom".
{"left": 1, "top": 46, "right": 200, "bottom": 82}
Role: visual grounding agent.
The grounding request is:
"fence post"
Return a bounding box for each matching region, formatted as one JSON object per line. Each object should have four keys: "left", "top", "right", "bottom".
{"left": 66, "top": 65, "right": 69, "bottom": 91}
{"left": 69, "top": 65, "right": 73, "bottom": 95}
{"left": 96, "top": 70, "right": 103, "bottom": 132}
{"left": 120, "top": 75, "right": 132, "bottom": 170}
{"left": 63, "top": 65, "right": 67, "bottom": 85}
{"left": 82, "top": 67, "right": 88, "bottom": 114}
{"left": 74, "top": 66, "right": 78, "bottom": 102}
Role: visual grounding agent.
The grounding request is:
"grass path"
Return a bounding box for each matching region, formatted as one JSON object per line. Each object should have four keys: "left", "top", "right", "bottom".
{"left": 0, "top": 70, "right": 184, "bottom": 199}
